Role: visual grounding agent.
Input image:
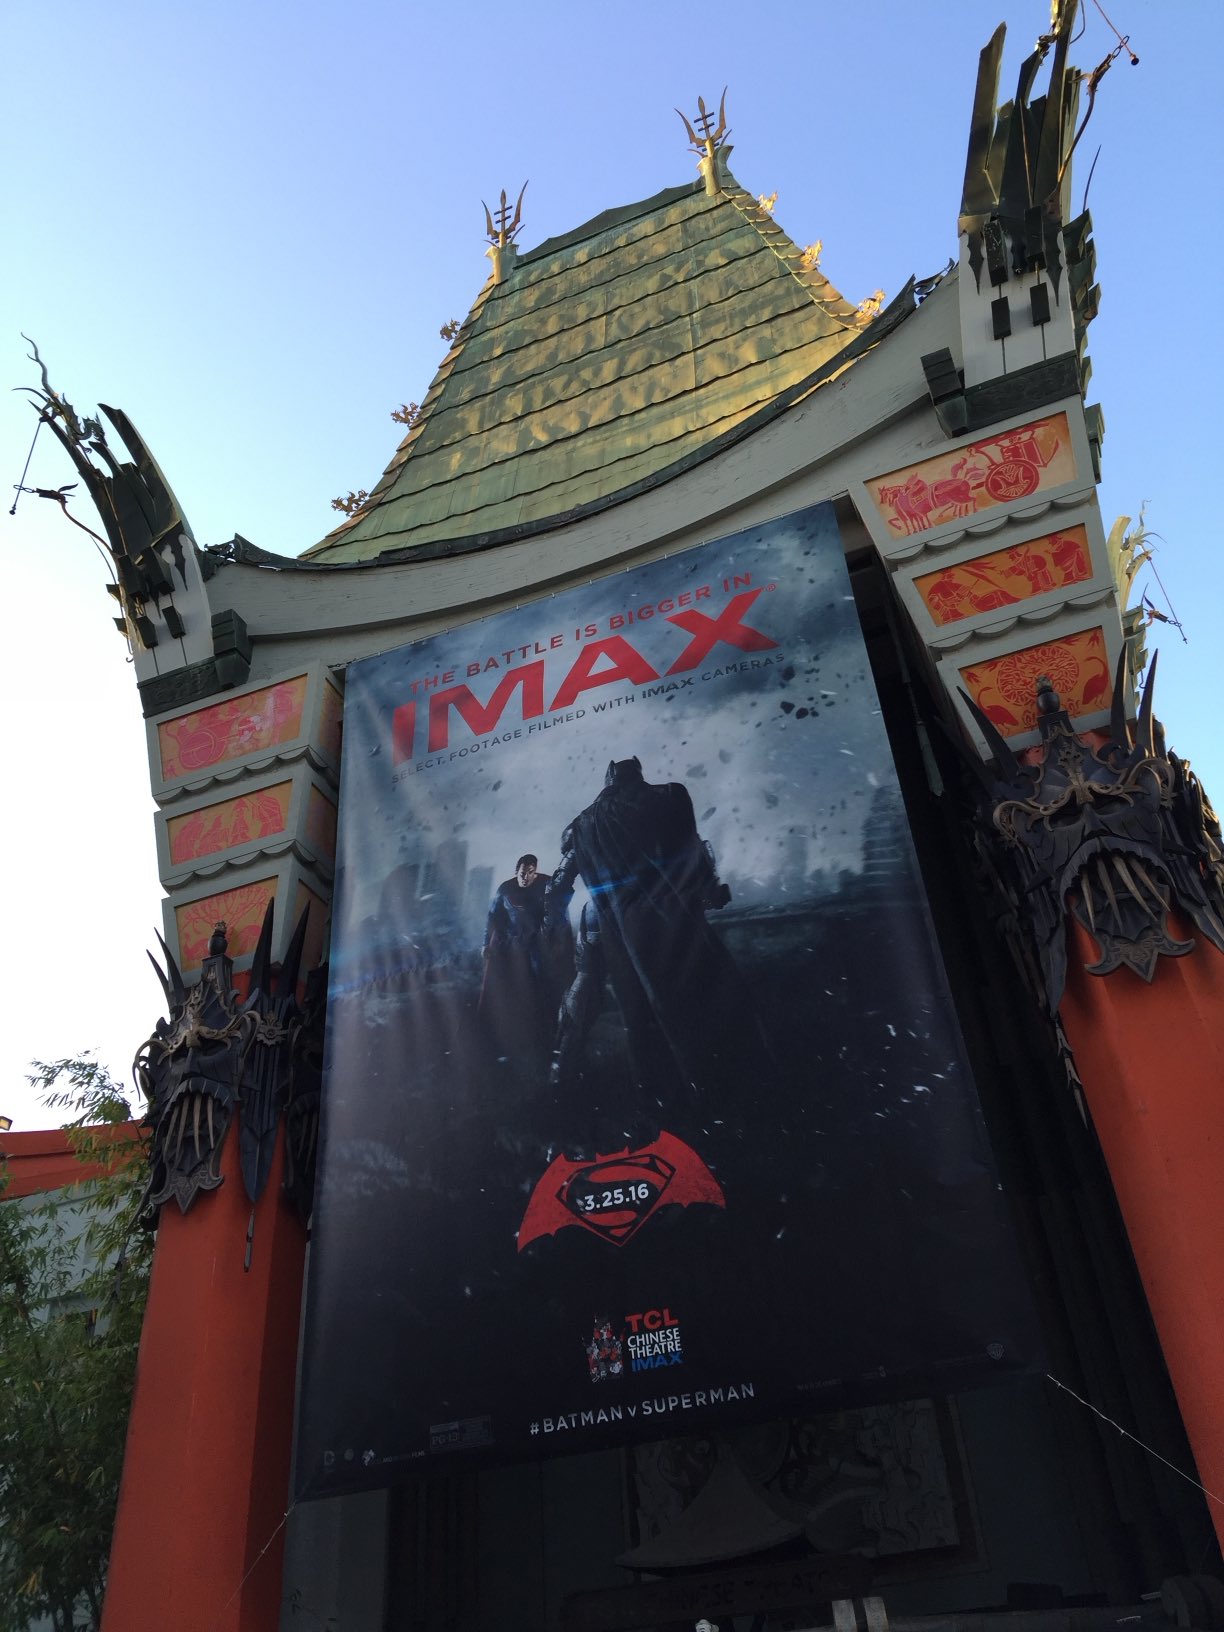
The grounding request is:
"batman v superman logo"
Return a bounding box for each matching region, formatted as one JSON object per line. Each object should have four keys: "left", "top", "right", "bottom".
{"left": 517, "top": 1131, "right": 725, "bottom": 1248}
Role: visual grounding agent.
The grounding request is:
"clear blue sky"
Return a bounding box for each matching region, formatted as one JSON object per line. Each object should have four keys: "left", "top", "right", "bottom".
{"left": 2, "top": 0, "right": 1220, "bottom": 1126}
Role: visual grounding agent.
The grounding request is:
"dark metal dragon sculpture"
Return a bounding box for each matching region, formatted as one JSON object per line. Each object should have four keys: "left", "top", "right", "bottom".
{"left": 963, "top": 653, "right": 1224, "bottom": 1013}
{"left": 135, "top": 903, "right": 326, "bottom": 1229}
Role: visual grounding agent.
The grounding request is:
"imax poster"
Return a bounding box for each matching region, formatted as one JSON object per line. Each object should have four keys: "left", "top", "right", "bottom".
{"left": 296, "top": 503, "right": 1036, "bottom": 1497}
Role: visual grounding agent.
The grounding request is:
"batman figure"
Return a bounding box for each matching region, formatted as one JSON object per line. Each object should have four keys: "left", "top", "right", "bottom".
{"left": 545, "top": 757, "right": 758, "bottom": 1141}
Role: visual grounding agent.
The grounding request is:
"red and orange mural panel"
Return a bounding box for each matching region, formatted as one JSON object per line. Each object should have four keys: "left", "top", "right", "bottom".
{"left": 915, "top": 525, "right": 1092, "bottom": 626}
{"left": 175, "top": 879, "right": 278, "bottom": 969}
{"left": 167, "top": 783, "right": 293, "bottom": 866}
{"left": 158, "top": 676, "right": 308, "bottom": 781}
{"left": 960, "top": 626, "right": 1110, "bottom": 737}
{"left": 870, "top": 414, "right": 1075, "bottom": 539}
{"left": 319, "top": 683, "right": 343, "bottom": 765}
{"left": 305, "top": 787, "right": 337, "bottom": 861}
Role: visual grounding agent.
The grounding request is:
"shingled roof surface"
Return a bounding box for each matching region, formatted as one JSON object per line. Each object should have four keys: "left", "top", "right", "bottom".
{"left": 305, "top": 172, "right": 872, "bottom": 563}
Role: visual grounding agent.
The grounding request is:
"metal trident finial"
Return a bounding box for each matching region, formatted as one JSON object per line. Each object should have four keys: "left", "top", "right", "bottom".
{"left": 676, "top": 90, "right": 730, "bottom": 157}
{"left": 483, "top": 182, "right": 528, "bottom": 248}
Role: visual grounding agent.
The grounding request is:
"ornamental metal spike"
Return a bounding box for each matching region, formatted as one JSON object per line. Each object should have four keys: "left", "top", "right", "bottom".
{"left": 277, "top": 905, "right": 311, "bottom": 1000}
{"left": 1096, "top": 853, "right": 1120, "bottom": 925}
{"left": 1079, "top": 871, "right": 1097, "bottom": 933}
{"left": 154, "top": 931, "right": 187, "bottom": 1006}
{"left": 146, "top": 948, "right": 175, "bottom": 1014}
{"left": 250, "top": 897, "right": 276, "bottom": 995}
{"left": 1114, "top": 853, "right": 1159, "bottom": 920}
{"left": 1109, "top": 644, "right": 1130, "bottom": 748}
{"left": 1135, "top": 650, "right": 1159, "bottom": 757}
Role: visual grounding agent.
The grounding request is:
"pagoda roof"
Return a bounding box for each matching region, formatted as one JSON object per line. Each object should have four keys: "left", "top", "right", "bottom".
{"left": 304, "top": 171, "right": 882, "bottom": 564}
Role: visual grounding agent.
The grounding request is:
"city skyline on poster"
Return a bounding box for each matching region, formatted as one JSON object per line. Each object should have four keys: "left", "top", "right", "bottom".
{"left": 296, "top": 503, "right": 1037, "bottom": 1499}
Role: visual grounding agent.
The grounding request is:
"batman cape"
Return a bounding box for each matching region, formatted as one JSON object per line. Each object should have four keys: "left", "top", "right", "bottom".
{"left": 547, "top": 757, "right": 764, "bottom": 1141}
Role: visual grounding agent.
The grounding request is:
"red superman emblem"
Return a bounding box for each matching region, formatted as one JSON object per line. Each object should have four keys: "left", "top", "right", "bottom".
{"left": 517, "top": 1130, "right": 725, "bottom": 1249}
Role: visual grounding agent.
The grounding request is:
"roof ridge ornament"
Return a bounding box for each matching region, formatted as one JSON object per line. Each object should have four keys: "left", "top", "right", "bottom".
{"left": 676, "top": 90, "right": 733, "bottom": 197}
{"left": 483, "top": 182, "right": 527, "bottom": 285}
{"left": 958, "top": 0, "right": 1136, "bottom": 318}
{"left": 16, "top": 336, "right": 194, "bottom": 655}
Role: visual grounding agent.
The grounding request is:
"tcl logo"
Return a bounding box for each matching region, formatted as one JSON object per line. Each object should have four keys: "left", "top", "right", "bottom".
{"left": 624, "top": 1308, "right": 679, "bottom": 1334}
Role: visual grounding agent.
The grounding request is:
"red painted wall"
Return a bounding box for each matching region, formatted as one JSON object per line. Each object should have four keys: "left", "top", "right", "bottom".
{"left": 100, "top": 1132, "right": 306, "bottom": 1632}
{"left": 0, "top": 1123, "right": 141, "bottom": 1198}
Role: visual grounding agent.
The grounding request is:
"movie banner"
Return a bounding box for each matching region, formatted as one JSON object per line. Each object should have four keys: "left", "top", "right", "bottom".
{"left": 295, "top": 503, "right": 1038, "bottom": 1498}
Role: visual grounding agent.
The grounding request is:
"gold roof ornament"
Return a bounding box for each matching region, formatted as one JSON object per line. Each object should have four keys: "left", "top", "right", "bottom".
{"left": 483, "top": 182, "right": 527, "bottom": 285}
{"left": 676, "top": 90, "right": 732, "bottom": 196}
{"left": 856, "top": 288, "right": 886, "bottom": 322}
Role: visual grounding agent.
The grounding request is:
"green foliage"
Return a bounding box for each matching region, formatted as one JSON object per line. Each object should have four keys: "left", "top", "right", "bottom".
{"left": 0, "top": 1058, "right": 151, "bottom": 1632}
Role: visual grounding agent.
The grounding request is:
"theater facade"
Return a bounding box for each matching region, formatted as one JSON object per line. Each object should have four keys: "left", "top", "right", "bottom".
{"left": 29, "top": 9, "right": 1224, "bottom": 1629}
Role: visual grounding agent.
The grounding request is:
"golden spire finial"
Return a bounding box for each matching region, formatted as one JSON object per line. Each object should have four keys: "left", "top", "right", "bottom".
{"left": 676, "top": 90, "right": 733, "bottom": 196}
{"left": 483, "top": 182, "right": 527, "bottom": 249}
{"left": 483, "top": 182, "right": 527, "bottom": 285}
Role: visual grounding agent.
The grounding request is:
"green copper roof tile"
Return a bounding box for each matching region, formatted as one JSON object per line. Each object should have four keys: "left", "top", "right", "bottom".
{"left": 450, "top": 248, "right": 792, "bottom": 405}
{"left": 418, "top": 277, "right": 820, "bottom": 455}
{"left": 306, "top": 172, "right": 878, "bottom": 563}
